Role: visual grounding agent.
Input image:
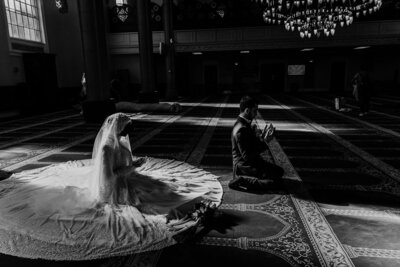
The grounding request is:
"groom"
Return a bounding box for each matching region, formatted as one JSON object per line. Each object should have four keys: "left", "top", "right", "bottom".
{"left": 230, "top": 96, "right": 284, "bottom": 191}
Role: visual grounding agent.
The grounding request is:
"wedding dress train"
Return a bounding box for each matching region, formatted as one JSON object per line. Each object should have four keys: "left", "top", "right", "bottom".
{"left": 0, "top": 113, "right": 223, "bottom": 260}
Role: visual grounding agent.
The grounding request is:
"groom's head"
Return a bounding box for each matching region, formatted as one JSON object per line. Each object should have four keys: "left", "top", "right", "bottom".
{"left": 240, "top": 96, "right": 258, "bottom": 121}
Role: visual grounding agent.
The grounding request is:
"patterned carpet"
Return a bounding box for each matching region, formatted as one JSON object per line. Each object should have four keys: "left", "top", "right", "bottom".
{"left": 1, "top": 93, "right": 400, "bottom": 266}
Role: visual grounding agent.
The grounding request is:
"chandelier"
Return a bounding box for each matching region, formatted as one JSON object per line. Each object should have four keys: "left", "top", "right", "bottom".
{"left": 114, "top": 0, "right": 131, "bottom": 22}
{"left": 254, "top": 0, "right": 382, "bottom": 38}
{"left": 55, "top": 0, "right": 68, "bottom": 14}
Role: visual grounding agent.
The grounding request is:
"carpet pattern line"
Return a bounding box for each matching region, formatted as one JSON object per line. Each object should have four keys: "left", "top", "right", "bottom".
{"left": 0, "top": 109, "right": 76, "bottom": 124}
{"left": 257, "top": 102, "right": 354, "bottom": 267}
{"left": 344, "top": 245, "right": 400, "bottom": 259}
{"left": 0, "top": 122, "right": 85, "bottom": 150}
{"left": 0, "top": 114, "right": 80, "bottom": 135}
{"left": 294, "top": 96, "right": 400, "bottom": 139}
{"left": 266, "top": 96, "right": 400, "bottom": 183}
{"left": 199, "top": 195, "right": 319, "bottom": 267}
{"left": 322, "top": 207, "right": 400, "bottom": 220}
{"left": 269, "top": 138, "right": 354, "bottom": 267}
{"left": 307, "top": 95, "right": 400, "bottom": 121}
{"left": 307, "top": 179, "right": 400, "bottom": 198}
{"left": 186, "top": 96, "right": 229, "bottom": 166}
{"left": 130, "top": 100, "right": 208, "bottom": 151}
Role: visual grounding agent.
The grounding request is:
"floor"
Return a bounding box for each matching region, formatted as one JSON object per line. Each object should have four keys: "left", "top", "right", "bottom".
{"left": 1, "top": 93, "right": 400, "bottom": 267}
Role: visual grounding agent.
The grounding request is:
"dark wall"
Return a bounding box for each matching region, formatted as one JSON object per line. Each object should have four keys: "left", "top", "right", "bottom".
{"left": 172, "top": 46, "right": 400, "bottom": 95}
{"left": 42, "top": 0, "right": 84, "bottom": 89}
{"left": 0, "top": 0, "right": 85, "bottom": 112}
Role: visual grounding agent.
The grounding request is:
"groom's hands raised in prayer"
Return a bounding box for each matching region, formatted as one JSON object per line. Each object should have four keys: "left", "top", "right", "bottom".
{"left": 262, "top": 123, "right": 275, "bottom": 143}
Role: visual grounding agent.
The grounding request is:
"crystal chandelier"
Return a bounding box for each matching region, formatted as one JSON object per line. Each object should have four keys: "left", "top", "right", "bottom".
{"left": 254, "top": 0, "right": 382, "bottom": 38}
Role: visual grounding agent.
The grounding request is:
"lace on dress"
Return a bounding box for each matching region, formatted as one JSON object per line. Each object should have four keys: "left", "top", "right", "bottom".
{"left": 0, "top": 113, "right": 223, "bottom": 260}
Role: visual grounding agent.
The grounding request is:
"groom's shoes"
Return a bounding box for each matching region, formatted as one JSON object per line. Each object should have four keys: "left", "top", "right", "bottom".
{"left": 229, "top": 176, "right": 275, "bottom": 192}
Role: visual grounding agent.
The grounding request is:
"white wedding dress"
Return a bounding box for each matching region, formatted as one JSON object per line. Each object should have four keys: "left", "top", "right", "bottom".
{"left": 0, "top": 113, "right": 223, "bottom": 260}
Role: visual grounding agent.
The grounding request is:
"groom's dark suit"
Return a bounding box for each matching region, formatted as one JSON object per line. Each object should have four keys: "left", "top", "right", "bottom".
{"left": 230, "top": 116, "right": 283, "bottom": 190}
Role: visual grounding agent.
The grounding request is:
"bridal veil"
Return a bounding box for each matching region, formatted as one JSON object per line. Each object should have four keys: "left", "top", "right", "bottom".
{"left": 0, "top": 113, "right": 223, "bottom": 260}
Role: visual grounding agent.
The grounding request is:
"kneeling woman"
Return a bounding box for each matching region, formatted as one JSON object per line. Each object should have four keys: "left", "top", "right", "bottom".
{"left": 0, "top": 113, "right": 223, "bottom": 260}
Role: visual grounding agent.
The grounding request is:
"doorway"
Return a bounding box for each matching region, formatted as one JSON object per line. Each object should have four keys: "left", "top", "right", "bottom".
{"left": 204, "top": 65, "right": 218, "bottom": 95}
{"left": 260, "top": 63, "right": 285, "bottom": 93}
{"left": 330, "top": 61, "right": 346, "bottom": 94}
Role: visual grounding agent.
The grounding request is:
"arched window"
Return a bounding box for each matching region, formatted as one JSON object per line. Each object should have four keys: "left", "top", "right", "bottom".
{"left": 4, "top": 0, "right": 44, "bottom": 43}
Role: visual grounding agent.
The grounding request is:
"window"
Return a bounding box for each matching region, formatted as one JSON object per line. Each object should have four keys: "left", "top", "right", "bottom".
{"left": 4, "top": 0, "right": 44, "bottom": 43}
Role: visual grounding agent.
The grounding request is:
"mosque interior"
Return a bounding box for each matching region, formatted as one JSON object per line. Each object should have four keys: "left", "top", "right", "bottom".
{"left": 1, "top": 0, "right": 400, "bottom": 266}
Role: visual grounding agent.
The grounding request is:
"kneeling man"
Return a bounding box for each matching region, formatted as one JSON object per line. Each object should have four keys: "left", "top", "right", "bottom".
{"left": 230, "top": 96, "right": 284, "bottom": 191}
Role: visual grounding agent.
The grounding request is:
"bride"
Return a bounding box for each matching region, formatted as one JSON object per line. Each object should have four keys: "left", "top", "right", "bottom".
{"left": 0, "top": 113, "right": 223, "bottom": 260}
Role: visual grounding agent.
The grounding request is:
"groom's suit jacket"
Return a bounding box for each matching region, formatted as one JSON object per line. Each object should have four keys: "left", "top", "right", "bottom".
{"left": 231, "top": 116, "right": 267, "bottom": 177}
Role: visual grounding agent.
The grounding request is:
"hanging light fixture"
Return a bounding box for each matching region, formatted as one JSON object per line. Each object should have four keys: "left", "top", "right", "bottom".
{"left": 114, "top": 0, "right": 131, "bottom": 23}
{"left": 55, "top": 0, "right": 68, "bottom": 14}
{"left": 254, "top": 0, "right": 382, "bottom": 38}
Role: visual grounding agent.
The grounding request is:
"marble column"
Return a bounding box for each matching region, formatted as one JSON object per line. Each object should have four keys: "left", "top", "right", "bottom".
{"left": 163, "top": 0, "right": 177, "bottom": 100}
{"left": 77, "top": 0, "right": 110, "bottom": 101}
{"left": 137, "top": 0, "right": 157, "bottom": 102}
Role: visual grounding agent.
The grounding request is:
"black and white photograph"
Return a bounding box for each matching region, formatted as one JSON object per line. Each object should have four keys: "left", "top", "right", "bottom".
{"left": 0, "top": 0, "right": 400, "bottom": 266}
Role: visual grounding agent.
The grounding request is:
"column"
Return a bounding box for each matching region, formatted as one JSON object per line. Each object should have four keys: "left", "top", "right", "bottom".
{"left": 163, "top": 0, "right": 177, "bottom": 100}
{"left": 137, "top": 0, "right": 157, "bottom": 102}
{"left": 77, "top": 0, "right": 110, "bottom": 101}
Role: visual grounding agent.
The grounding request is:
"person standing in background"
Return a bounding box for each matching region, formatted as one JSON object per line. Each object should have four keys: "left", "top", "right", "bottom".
{"left": 352, "top": 65, "right": 372, "bottom": 117}
{"left": 80, "top": 73, "right": 87, "bottom": 101}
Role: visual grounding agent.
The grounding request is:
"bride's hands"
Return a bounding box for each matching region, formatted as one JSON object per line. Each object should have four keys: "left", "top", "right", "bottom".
{"left": 132, "top": 157, "right": 146, "bottom": 167}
